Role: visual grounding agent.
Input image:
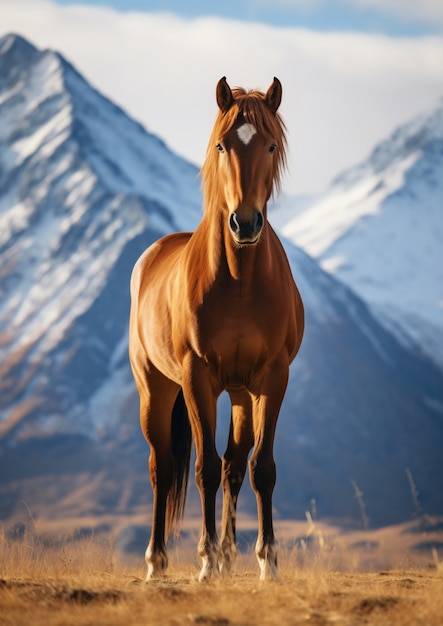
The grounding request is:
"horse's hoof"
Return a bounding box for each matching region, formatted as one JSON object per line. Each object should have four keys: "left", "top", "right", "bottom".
{"left": 198, "top": 555, "right": 220, "bottom": 582}
{"left": 256, "top": 543, "right": 281, "bottom": 581}
{"left": 145, "top": 546, "right": 168, "bottom": 581}
{"left": 258, "top": 561, "right": 281, "bottom": 582}
{"left": 218, "top": 547, "right": 236, "bottom": 577}
{"left": 145, "top": 564, "right": 167, "bottom": 582}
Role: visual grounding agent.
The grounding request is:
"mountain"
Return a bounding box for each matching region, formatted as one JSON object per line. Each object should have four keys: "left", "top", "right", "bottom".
{"left": 0, "top": 32, "right": 201, "bottom": 440}
{"left": 0, "top": 34, "right": 442, "bottom": 535}
{"left": 278, "top": 101, "right": 443, "bottom": 368}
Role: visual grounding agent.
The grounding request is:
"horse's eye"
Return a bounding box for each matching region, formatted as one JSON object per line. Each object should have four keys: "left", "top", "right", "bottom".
{"left": 269, "top": 143, "right": 277, "bottom": 154}
{"left": 216, "top": 143, "right": 224, "bottom": 153}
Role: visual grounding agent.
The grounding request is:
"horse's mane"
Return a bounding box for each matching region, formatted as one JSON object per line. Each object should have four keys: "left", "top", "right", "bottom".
{"left": 200, "top": 87, "right": 288, "bottom": 213}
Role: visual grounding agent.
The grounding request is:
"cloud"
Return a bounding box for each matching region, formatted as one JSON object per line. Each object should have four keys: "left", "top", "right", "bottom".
{"left": 0, "top": 0, "right": 442, "bottom": 195}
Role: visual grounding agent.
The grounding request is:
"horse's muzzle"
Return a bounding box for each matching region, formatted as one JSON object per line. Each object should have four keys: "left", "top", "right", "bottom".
{"left": 229, "top": 210, "right": 264, "bottom": 244}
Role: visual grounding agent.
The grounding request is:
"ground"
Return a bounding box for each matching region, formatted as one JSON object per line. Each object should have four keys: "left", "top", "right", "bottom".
{"left": 1, "top": 566, "right": 442, "bottom": 626}
{"left": 1, "top": 516, "right": 442, "bottom": 625}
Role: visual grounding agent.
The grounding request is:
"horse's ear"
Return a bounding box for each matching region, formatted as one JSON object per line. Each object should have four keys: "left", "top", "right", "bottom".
{"left": 216, "top": 76, "right": 234, "bottom": 112}
{"left": 265, "top": 77, "right": 282, "bottom": 114}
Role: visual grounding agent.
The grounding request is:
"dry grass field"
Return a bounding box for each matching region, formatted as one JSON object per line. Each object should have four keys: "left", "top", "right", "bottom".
{"left": 1, "top": 516, "right": 442, "bottom": 626}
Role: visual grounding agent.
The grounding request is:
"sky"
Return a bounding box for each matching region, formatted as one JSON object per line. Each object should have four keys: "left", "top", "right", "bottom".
{"left": 1, "top": 0, "right": 442, "bottom": 196}
{"left": 53, "top": 0, "right": 443, "bottom": 36}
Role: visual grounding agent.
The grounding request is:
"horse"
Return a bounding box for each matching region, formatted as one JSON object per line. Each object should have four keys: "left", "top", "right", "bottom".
{"left": 129, "top": 77, "right": 304, "bottom": 582}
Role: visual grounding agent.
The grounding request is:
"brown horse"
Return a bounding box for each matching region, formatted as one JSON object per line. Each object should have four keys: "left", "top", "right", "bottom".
{"left": 129, "top": 77, "right": 304, "bottom": 582}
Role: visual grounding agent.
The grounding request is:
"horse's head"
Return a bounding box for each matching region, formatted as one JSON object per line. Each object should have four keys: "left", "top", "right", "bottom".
{"left": 201, "top": 77, "right": 287, "bottom": 246}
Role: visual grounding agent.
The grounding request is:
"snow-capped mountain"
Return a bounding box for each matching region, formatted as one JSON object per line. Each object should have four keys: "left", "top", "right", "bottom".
{"left": 278, "top": 102, "right": 443, "bottom": 368}
{"left": 0, "top": 33, "right": 201, "bottom": 438}
{"left": 0, "top": 34, "right": 442, "bottom": 530}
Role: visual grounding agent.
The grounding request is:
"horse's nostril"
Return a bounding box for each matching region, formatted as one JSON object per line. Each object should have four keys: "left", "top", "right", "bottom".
{"left": 229, "top": 213, "right": 241, "bottom": 234}
{"left": 254, "top": 211, "right": 264, "bottom": 232}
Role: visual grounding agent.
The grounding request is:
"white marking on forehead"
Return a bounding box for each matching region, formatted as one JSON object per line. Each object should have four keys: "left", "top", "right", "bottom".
{"left": 236, "top": 123, "right": 257, "bottom": 145}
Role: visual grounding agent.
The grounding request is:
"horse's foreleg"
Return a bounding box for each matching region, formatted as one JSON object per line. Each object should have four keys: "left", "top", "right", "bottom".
{"left": 249, "top": 447, "right": 279, "bottom": 581}
{"left": 250, "top": 361, "right": 289, "bottom": 581}
{"left": 182, "top": 353, "right": 221, "bottom": 582}
{"left": 196, "top": 446, "right": 221, "bottom": 583}
{"left": 220, "top": 391, "right": 254, "bottom": 575}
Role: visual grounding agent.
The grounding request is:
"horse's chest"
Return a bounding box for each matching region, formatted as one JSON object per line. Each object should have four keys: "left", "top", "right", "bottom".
{"left": 196, "top": 304, "right": 278, "bottom": 385}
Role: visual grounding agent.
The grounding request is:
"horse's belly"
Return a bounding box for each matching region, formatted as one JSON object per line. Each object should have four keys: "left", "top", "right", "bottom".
{"left": 139, "top": 294, "right": 183, "bottom": 385}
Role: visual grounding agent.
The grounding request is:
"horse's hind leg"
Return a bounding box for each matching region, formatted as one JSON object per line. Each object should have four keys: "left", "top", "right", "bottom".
{"left": 138, "top": 364, "right": 180, "bottom": 580}
{"left": 220, "top": 391, "right": 253, "bottom": 575}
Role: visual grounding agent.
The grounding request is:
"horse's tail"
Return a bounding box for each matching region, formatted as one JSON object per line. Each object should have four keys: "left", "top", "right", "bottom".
{"left": 166, "top": 388, "right": 192, "bottom": 538}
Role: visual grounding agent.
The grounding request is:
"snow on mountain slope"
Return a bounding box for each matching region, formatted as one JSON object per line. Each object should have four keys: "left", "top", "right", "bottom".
{"left": 0, "top": 34, "right": 442, "bottom": 527}
{"left": 278, "top": 102, "right": 443, "bottom": 367}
